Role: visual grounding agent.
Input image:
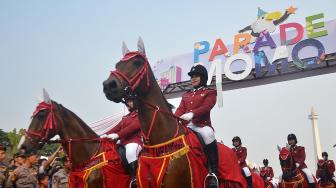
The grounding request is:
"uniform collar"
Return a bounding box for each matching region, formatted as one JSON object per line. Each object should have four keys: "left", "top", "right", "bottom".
{"left": 192, "top": 86, "right": 204, "bottom": 92}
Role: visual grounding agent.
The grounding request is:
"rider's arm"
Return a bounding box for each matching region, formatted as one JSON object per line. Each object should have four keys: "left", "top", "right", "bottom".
{"left": 240, "top": 147, "right": 247, "bottom": 164}
{"left": 269, "top": 167, "right": 274, "bottom": 179}
{"left": 192, "top": 89, "right": 217, "bottom": 117}
{"left": 106, "top": 119, "right": 123, "bottom": 135}
{"left": 117, "top": 117, "right": 141, "bottom": 138}
{"left": 328, "top": 160, "right": 335, "bottom": 174}
{"left": 296, "top": 146, "right": 306, "bottom": 168}
{"left": 174, "top": 95, "right": 187, "bottom": 117}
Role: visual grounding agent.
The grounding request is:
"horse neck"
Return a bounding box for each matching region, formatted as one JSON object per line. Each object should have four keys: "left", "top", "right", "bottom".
{"left": 58, "top": 108, "right": 100, "bottom": 166}
{"left": 137, "top": 70, "right": 183, "bottom": 145}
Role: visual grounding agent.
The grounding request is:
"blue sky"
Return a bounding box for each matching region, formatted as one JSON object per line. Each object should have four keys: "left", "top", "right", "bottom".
{"left": 1, "top": 0, "right": 336, "bottom": 174}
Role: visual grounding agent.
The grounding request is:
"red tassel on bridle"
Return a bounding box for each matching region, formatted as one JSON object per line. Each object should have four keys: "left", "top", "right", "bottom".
{"left": 26, "top": 102, "right": 61, "bottom": 141}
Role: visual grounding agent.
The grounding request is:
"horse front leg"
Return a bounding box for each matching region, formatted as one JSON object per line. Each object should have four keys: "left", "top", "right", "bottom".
{"left": 87, "top": 169, "right": 104, "bottom": 188}
{"left": 161, "top": 156, "right": 192, "bottom": 188}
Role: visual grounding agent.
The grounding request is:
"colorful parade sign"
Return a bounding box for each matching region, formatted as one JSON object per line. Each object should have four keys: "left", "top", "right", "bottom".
{"left": 153, "top": 7, "right": 336, "bottom": 88}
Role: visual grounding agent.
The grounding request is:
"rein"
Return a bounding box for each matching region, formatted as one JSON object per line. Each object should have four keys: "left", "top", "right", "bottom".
{"left": 26, "top": 101, "right": 108, "bottom": 168}
{"left": 140, "top": 100, "right": 183, "bottom": 144}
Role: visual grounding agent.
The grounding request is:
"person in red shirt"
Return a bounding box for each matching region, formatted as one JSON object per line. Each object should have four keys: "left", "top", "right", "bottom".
{"left": 102, "top": 97, "right": 142, "bottom": 188}
{"left": 260, "top": 159, "right": 276, "bottom": 187}
{"left": 316, "top": 152, "right": 336, "bottom": 183}
{"left": 283, "top": 134, "right": 316, "bottom": 188}
{"left": 232, "top": 136, "right": 252, "bottom": 188}
{"left": 174, "top": 64, "right": 218, "bottom": 188}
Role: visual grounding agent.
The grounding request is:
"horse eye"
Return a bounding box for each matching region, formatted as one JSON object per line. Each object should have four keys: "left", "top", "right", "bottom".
{"left": 133, "top": 60, "right": 142, "bottom": 67}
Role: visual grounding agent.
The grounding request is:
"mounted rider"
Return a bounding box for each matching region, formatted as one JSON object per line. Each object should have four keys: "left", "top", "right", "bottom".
{"left": 102, "top": 95, "right": 142, "bottom": 188}
{"left": 283, "top": 133, "right": 316, "bottom": 188}
{"left": 316, "top": 151, "right": 336, "bottom": 183}
{"left": 260, "top": 159, "right": 276, "bottom": 187}
{"left": 232, "top": 136, "right": 252, "bottom": 188}
{"left": 174, "top": 64, "right": 219, "bottom": 188}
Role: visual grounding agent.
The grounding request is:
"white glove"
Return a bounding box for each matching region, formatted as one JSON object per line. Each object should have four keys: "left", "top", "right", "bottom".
{"left": 101, "top": 133, "right": 119, "bottom": 140}
{"left": 180, "top": 112, "right": 194, "bottom": 121}
{"left": 295, "top": 163, "right": 300, "bottom": 168}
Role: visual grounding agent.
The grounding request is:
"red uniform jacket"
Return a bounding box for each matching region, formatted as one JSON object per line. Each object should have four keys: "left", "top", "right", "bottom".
{"left": 106, "top": 110, "right": 142, "bottom": 146}
{"left": 290, "top": 145, "right": 307, "bottom": 169}
{"left": 316, "top": 159, "right": 335, "bottom": 178}
{"left": 175, "top": 87, "right": 216, "bottom": 127}
{"left": 232, "top": 146, "right": 248, "bottom": 168}
{"left": 260, "top": 166, "right": 274, "bottom": 180}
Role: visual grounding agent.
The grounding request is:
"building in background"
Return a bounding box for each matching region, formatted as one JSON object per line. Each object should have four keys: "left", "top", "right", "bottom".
{"left": 158, "top": 66, "right": 182, "bottom": 90}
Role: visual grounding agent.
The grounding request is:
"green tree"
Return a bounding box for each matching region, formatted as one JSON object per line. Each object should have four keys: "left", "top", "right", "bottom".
{"left": 7, "top": 128, "right": 23, "bottom": 155}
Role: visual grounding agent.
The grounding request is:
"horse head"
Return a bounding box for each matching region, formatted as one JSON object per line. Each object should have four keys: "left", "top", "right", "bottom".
{"left": 278, "top": 145, "right": 297, "bottom": 180}
{"left": 317, "top": 159, "right": 331, "bottom": 183}
{"left": 103, "top": 37, "right": 151, "bottom": 103}
{"left": 19, "top": 89, "right": 62, "bottom": 153}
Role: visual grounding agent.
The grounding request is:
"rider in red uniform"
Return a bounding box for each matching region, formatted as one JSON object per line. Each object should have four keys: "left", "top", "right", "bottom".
{"left": 174, "top": 64, "right": 218, "bottom": 188}
{"left": 316, "top": 152, "right": 336, "bottom": 183}
{"left": 232, "top": 136, "right": 252, "bottom": 188}
{"left": 260, "top": 159, "right": 275, "bottom": 187}
{"left": 102, "top": 97, "right": 142, "bottom": 188}
{"left": 285, "top": 133, "right": 316, "bottom": 188}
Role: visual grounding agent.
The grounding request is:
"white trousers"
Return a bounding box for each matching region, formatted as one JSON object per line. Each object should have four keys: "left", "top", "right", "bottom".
{"left": 279, "top": 168, "right": 314, "bottom": 183}
{"left": 242, "top": 167, "right": 251, "bottom": 177}
{"left": 125, "top": 143, "right": 142, "bottom": 163}
{"left": 187, "top": 124, "right": 215, "bottom": 145}
{"left": 301, "top": 168, "right": 315, "bottom": 183}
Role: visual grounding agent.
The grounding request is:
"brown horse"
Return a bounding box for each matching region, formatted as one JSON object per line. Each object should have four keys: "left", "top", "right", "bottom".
{"left": 316, "top": 159, "right": 336, "bottom": 188}
{"left": 103, "top": 38, "right": 247, "bottom": 188}
{"left": 278, "top": 146, "right": 311, "bottom": 188}
{"left": 19, "top": 91, "right": 130, "bottom": 188}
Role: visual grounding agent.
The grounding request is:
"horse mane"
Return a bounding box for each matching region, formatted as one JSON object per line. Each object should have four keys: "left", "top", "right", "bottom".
{"left": 57, "top": 103, "right": 98, "bottom": 137}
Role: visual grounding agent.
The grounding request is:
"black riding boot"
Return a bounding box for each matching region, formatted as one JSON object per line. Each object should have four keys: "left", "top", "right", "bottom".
{"left": 129, "top": 161, "right": 138, "bottom": 188}
{"left": 246, "top": 175, "right": 252, "bottom": 188}
{"left": 205, "top": 140, "right": 219, "bottom": 188}
{"left": 308, "top": 183, "right": 316, "bottom": 188}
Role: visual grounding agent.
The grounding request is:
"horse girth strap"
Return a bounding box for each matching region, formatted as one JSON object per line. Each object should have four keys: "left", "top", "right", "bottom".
{"left": 141, "top": 135, "right": 190, "bottom": 159}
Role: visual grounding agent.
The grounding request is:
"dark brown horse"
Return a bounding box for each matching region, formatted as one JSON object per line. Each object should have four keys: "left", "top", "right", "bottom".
{"left": 103, "top": 38, "right": 246, "bottom": 188}
{"left": 278, "top": 146, "right": 311, "bottom": 188}
{"left": 316, "top": 159, "right": 336, "bottom": 188}
{"left": 19, "top": 91, "right": 130, "bottom": 188}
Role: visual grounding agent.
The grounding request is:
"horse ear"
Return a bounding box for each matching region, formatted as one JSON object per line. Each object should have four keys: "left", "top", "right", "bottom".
{"left": 42, "top": 88, "right": 51, "bottom": 104}
{"left": 277, "top": 145, "right": 282, "bottom": 152}
{"left": 137, "top": 37, "right": 146, "bottom": 56}
{"left": 122, "top": 41, "right": 130, "bottom": 56}
{"left": 286, "top": 143, "right": 290, "bottom": 150}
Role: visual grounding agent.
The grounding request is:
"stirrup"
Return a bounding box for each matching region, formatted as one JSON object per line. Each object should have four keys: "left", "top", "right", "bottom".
{"left": 129, "top": 179, "right": 137, "bottom": 188}
{"left": 204, "top": 173, "right": 219, "bottom": 188}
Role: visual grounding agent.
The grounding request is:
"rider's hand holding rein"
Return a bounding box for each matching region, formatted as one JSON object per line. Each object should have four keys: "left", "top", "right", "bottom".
{"left": 101, "top": 133, "right": 119, "bottom": 141}
{"left": 180, "top": 112, "right": 194, "bottom": 121}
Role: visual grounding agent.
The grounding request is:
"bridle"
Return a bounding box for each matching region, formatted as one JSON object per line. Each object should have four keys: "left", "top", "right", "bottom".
{"left": 25, "top": 101, "right": 103, "bottom": 167}
{"left": 110, "top": 52, "right": 150, "bottom": 93}
{"left": 25, "top": 101, "right": 62, "bottom": 146}
{"left": 109, "top": 51, "right": 184, "bottom": 144}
